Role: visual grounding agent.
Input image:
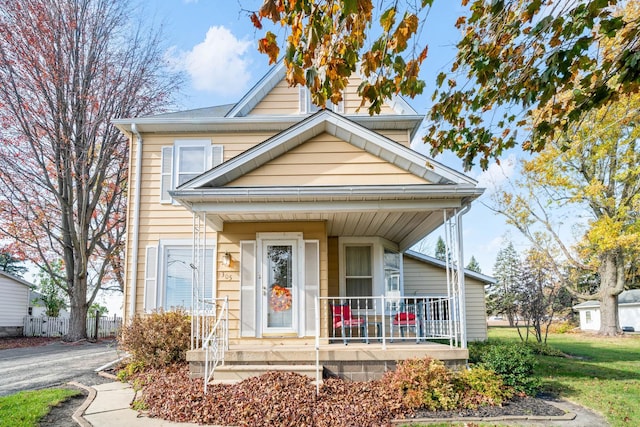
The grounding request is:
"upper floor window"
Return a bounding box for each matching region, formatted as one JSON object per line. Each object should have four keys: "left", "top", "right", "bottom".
{"left": 299, "top": 87, "right": 344, "bottom": 114}
{"left": 160, "top": 140, "right": 223, "bottom": 203}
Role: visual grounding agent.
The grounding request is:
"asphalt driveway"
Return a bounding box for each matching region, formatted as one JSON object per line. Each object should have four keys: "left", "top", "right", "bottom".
{"left": 0, "top": 339, "right": 122, "bottom": 396}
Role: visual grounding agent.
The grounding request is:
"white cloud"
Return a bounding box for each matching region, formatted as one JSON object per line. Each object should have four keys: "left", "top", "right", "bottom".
{"left": 172, "top": 26, "right": 252, "bottom": 97}
{"left": 475, "top": 154, "right": 517, "bottom": 196}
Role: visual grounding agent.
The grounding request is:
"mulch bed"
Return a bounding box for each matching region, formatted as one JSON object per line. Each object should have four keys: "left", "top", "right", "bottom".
{"left": 130, "top": 365, "right": 566, "bottom": 427}
{"left": 411, "top": 394, "right": 565, "bottom": 419}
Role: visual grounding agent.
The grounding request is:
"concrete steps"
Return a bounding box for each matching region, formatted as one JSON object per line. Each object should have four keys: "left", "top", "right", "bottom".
{"left": 212, "top": 363, "right": 320, "bottom": 383}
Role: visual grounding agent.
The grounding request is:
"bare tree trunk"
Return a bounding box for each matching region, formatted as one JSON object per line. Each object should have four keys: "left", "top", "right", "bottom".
{"left": 598, "top": 251, "right": 623, "bottom": 335}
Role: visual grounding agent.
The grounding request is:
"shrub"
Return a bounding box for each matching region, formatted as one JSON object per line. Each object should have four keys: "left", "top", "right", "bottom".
{"left": 525, "top": 341, "right": 565, "bottom": 357}
{"left": 547, "top": 321, "right": 577, "bottom": 334}
{"left": 383, "top": 357, "right": 457, "bottom": 411}
{"left": 477, "top": 342, "right": 541, "bottom": 396}
{"left": 454, "top": 366, "right": 514, "bottom": 409}
{"left": 119, "top": 310, "right": 191, "bottom": 368}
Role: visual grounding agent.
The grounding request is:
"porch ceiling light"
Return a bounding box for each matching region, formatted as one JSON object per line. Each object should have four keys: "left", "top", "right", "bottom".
{"left": 221, "top": 252, "right": 232, "bottom": 267}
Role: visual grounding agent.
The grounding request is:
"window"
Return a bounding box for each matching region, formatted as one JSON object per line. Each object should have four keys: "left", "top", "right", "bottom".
{"left": 144, "top": 242, "right": 215, "bottom": 311}
{"left": 345, "top": 245, "right": 372, "bottom": 298}
{"left": 160, "top": 140, "right": 223, "bottom": 203}
{"left": 585, "top": 310, "right": 592, "bottom": 324}
{"left": 299, "top": 87, "right": 344, "bottom": 114}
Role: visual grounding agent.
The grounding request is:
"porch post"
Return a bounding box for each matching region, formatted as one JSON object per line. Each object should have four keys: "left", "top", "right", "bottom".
{"left": 456, "top": 209, "right": 467, "bottom": 349}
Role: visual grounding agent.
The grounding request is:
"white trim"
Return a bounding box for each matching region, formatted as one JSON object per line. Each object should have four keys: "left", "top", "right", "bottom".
{"left": 256, "top": 232, "right": 304, "bottom": 335}
{"left": 226, "top": 61, "right": 287, "bottom": 117}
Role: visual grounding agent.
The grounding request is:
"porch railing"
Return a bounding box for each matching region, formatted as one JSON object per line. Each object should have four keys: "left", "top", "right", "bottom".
{"left": 318, "top": 295, "right": 459, "bottom": 348}
{"left": 201, "top": 297, "right": 228, "bottom": 393}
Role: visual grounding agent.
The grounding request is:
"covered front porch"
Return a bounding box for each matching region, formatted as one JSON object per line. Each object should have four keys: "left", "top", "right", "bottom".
{"left": 188, "top": 291, "right": 468, "bottom": 386}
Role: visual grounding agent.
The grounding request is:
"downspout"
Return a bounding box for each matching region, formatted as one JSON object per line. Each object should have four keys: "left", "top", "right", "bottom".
{"left": 128, "top": 123, "right": 143, "bottom": 320}
{"left": 457, "top": 203, "right": 472, "bottom": 349}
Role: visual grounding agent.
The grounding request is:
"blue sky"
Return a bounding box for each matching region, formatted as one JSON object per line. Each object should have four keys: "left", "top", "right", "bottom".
{"left": 141, "top": 0, "right": 527, "bottom": 274}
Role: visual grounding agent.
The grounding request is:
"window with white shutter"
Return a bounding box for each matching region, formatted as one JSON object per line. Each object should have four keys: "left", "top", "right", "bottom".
{"left": 159, "top": 140, "right": 224, "bottom": 204}
{"left": 144, "top": 245, "right": 158, "bottom": 312}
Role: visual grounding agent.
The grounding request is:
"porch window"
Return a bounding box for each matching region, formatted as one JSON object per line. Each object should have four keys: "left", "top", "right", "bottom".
{"left": 163, "top": 246, "right": 214, "bottom": 310}
{"left": 160, "top": 140, "right": 223, "bottom": 203}
{"left": 345, "top": 245, "right": 373, "bottom": 298}
{"left": 384, "top": 248, "right": 402, "bottom": 312}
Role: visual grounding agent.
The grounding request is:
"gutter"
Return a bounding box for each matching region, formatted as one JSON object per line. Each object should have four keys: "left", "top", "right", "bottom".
{"left": 128, "top": 123, "right": 143, "bottom": 320}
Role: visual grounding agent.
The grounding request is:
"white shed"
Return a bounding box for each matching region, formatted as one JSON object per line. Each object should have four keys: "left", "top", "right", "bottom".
{"left": 573, "top": 290, "right": 640, "bottom": 332}
{"left": 0, "top": 270, "right": 33, "bottom": 337}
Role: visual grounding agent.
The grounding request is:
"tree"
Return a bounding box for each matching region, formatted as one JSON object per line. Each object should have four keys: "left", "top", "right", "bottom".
{"left": 89, "top": 302, "right": 109, "bottom": 317}
{"left": 0, "top": 0, "right": 178, "bottom": 341}
{"left": 35, "top": 262, "right": 68, "bottom": 318}
{"left": 514, "top": 248, "right": 564, "bottom": 345}
{"left": 434, "top": 236, "right": 446, "bottom": 261}
{"left": 466, "top": 256, "right": 481, "bottom": 273}
{"left": 491, "top": 93, "right": 640, "bottom": 335}
{"left": 488, "top": 242, "right": 520, "bottom": 327}
{"left": 0, "top": 245, "right": 27, "bottom": 277}
{"left": 250, "top": 1, "right": 640, "bottom": 169}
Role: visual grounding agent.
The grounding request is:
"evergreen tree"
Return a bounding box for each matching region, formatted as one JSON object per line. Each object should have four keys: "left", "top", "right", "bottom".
{"left": 0, "top": 250, "right": 27, "bottom": 277}
{"left": 466, "top": 256, "right": 482, "bottom": 273}
{"left": 434, "top": 236, "right": 447, "bottom": 261}
{"left": 488, "top": 242, "right": 521, "bottom": 326}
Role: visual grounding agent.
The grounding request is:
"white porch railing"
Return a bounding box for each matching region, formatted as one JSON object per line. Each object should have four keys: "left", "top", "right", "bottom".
{"left": 190, "top": 296, "right": 229, "bottom": 393}
{"left": 318, "top": 295, "right": 460, "bottom": 348}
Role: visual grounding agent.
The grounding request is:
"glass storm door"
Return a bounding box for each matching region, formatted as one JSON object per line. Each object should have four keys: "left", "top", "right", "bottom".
{"left": 262, "top": 240, "right": 297, "bottom": 334}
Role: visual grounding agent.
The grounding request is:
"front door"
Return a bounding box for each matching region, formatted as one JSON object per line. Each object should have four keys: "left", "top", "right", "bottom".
{"left": 261, "top": 239, "right": 298, "bottom": 334}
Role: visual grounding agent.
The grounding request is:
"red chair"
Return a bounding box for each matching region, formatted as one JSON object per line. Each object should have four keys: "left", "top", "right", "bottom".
{"left": 331, "top": 304, "right": 369, "bottom": 344}
{"left": 391, "top": 309, "right": 419, "bottom": 343}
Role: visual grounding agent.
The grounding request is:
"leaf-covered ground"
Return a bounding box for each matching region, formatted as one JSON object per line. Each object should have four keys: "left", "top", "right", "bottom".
{"left": 0, "top": 336, "right": 59, "bottom": 350}
{"left": 133, "top": 365, "right": 566, "bottom": 427}
{"left": 135, "top": 365, "right": 407, "bottom": 427}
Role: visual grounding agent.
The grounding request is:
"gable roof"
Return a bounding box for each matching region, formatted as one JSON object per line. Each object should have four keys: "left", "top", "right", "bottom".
{"left": 226, "top": 60, "right": 419, "bottom": 118}
{"left": 404, "top": 250, "right": 496, "bottom": 284}
{"left": 0, "top": 270, "right": 34, "bottom": 288}
{"left": 573, "top": 290, "right": 640, "bottom": 309}
{"left": 180, "top": 109, "right": 476, "bottom": 189}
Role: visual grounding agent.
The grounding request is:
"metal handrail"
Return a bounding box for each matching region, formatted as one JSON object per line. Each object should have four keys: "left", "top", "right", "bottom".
{"left": 203, "top": 296, "right": 228, "bottom": 393}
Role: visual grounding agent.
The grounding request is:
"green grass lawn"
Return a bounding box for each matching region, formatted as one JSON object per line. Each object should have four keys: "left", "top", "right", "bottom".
{"left": 489, "top": 327, "right": 640, "bottom": 427}
{"left": 0, "top": 388, "right": 80, "bottom": 427}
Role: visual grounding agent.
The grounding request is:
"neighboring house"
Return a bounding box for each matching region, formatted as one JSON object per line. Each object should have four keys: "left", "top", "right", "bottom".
{"left": 403, "top": 250, "right": 495, "bottom": 341}
{"left": 0, "top": 270, "right": 33, "bottom": 337}
{"left": 574, "top": 290, "right": 640, "bottom": 332}
{"left": 28, "top": 290, "right": 70, "bottom": 318}
{"left": 114, "top": 62, "right": 485, "bottom": 381}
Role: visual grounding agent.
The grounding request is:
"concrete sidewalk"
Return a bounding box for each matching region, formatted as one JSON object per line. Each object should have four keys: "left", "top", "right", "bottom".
{"left": 75, "top": 380, "right": 609, "bottom": 427}
{"left": 76, "top": 381, "right": 194, "bottom": 427}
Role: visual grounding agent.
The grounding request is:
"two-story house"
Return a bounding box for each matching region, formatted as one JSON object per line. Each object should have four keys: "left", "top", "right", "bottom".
{"left": 114, "top": 62, "right": 489, "bottom": 383}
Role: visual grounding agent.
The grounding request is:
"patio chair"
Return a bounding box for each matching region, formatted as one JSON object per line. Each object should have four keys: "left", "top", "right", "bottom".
{"left": 331, "top": 304, "right": 369, "bottom": 345}
{"left": 390, "top": 304, "right": 420, "bottom": 343}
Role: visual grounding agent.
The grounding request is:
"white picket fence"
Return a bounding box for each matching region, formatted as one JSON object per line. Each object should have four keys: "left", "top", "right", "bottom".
{"left": 23, "top": 315, "right": 122, "bottom": 338}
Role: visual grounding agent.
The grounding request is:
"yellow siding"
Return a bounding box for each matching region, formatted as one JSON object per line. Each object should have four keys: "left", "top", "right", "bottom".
{"left": 218, "top": 221, "right": 328, "bottom": 340}
{"left": 402, "top": 256, "right": 488, "bottom": 341}
{"left": 250, "top": 79, "right": 299, "bottom": 115}
{"left": 328, "top": 237, "right": 339, "bottom": 296}
{"left": 227, "top": 133, "right": 430, "bottom": 187}
{"left": 249, "top": 75, "right": 399, "bottom": 116}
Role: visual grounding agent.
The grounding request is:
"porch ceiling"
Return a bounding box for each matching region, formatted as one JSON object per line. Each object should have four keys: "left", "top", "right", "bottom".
{"left": 176, "top": 185, "right": 482, "bottom": 250}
